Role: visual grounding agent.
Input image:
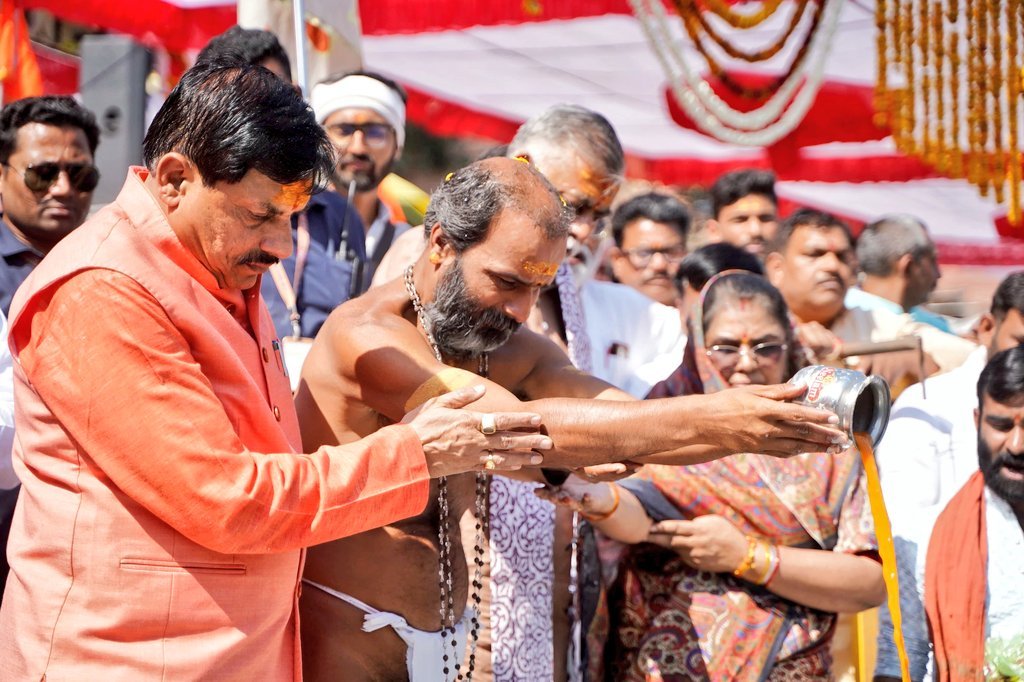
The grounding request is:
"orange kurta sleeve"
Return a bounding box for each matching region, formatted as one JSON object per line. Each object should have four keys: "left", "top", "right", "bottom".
{"left": 16, "top": 269, "right": 429, "bottom": 554}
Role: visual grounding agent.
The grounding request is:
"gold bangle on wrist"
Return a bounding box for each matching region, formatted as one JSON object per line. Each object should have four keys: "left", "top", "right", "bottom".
{"left": 582, "top": 483, "right": 620, "bottom": 522}
{"left": 732, "top": 535, "right": 758, "bottom": 578}
{"left": 745, "top": 540, "right": 781, "bottom": 586}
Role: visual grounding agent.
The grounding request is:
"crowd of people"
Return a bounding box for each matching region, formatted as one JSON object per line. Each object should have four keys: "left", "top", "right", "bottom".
{"left": 0, "top": 24, "right": 1020, "bottom": 682}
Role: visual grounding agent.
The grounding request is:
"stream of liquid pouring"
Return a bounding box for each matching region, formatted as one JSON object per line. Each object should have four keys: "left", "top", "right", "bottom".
{"left": 854, "top": 431, "right": 911, "bottom": 682}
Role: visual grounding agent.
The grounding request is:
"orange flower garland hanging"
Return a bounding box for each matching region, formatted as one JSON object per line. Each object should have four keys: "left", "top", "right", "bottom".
{"left": 674, "top": 0, "right": 824, "bottom": 99}
{"left": 877, "top": 0, "right": 1024, "bottom": 228}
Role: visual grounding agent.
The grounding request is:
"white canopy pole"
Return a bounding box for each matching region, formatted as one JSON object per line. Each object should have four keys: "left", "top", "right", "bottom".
{"left": 292, "top": 0, "right": 308, "bottom": 96}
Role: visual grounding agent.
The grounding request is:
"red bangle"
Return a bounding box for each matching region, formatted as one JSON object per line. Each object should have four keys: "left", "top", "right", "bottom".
{"left": 582, "top": 483, "right": 620, "bottom": 522}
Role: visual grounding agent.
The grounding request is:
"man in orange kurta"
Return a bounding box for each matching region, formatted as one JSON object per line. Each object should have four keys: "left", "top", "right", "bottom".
{"left": 0, "top": 62, "right": 546, "bottom": 680}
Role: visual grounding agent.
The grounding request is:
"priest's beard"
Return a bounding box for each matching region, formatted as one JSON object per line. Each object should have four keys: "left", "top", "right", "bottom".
{"left": 424, "top": 259, "right": 521, "bottom": 361}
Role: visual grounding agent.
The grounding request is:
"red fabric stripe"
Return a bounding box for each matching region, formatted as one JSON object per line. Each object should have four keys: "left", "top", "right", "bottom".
{"left": 405, "top": 85, "right": 523, "bottom": 146}
{"left": 403, "top": 86, "right": 943, "bottom": 185}
{"left": 23, "top": 0, "right": 235, "bottom": 52}
{"left": 663, "top": 76, "right": 888, "bottom": 149}
{"left": 26, "top": 0, "right": 631, "bottom": 50}
{"left": 34, "top": 42, "right": 78, "bottom": 95}
{"left": 361, "top": 0, "right": 631, "bottom": 35}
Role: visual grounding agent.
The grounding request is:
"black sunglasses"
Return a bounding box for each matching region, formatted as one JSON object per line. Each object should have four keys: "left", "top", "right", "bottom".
{"left": 6, "top": 162, "right": 100, "bottom": 193}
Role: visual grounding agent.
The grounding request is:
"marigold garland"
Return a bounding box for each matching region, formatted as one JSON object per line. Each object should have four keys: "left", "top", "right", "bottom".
{"left": 672, "top": 0, "right": 824, "bottom": 99}
{"left": 878, "top": 0, "right": 1024, "bottom": 227}
{"left": 677, "top": 0, "right": 811, "bottom": 63}
{"left": 700, "top": 0, "right": 786, "bottom": 29}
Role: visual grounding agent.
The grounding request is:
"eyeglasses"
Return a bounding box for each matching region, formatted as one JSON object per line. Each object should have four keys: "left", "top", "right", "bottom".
{"left": 5, "top": 161, "right": 100, "bottom": 193}
{"left": 324, "top": 122, "right": 394, "bottom": 149}
{"left": 563, "top": 196, "right": 612, "bottom": 229}
{"left": 623, "top": 245, "right": 687, "bottom": 268}
{"left": 706, "top": 341, "right": 789, "bottom": 369}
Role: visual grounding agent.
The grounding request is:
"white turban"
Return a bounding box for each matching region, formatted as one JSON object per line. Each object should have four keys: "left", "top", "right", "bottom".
{"left": 311, "top": 75, "right": 406, "bottom": 149}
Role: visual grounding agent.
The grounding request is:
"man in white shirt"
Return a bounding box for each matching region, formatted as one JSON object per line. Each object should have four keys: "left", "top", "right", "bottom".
{"left": 899, "top": 346, "right": 1024, "bottom": 682}
{"left": 606, "top": 192, "right": 690, "bottom": 307}
{"left": 874, "top": 272, "right": 1024, "bottom": 681}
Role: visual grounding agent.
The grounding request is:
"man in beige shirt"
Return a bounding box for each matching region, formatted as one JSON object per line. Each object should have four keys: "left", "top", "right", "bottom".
{"left": 765, "top": 208, "right": 975, "bottom": 383}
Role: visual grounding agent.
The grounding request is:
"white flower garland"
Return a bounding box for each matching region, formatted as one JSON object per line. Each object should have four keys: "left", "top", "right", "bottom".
{"left": 629, "top": 0, "right": 845, "bottom": 146}
{"left": 645, "top": 0, "right": 839, "bottom": 129}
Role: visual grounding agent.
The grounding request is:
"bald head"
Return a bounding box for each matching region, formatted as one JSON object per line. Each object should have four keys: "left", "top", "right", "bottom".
{"left": 423, "top": 156, "right": 571, "bottom": 253}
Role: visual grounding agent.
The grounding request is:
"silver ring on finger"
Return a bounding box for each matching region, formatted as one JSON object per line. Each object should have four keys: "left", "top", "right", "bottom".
{"left": 479, "top": 413, "right": 497, "bottom": 435}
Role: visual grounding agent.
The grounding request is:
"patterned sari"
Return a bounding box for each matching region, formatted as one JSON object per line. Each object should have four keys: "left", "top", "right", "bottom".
{"left": 592, "top": 274, "right": 878, "bottom": 682}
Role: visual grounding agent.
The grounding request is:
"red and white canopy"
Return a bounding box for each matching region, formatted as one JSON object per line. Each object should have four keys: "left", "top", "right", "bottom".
{"left": 28, "top": 0, "right": 1024, "bottom": 263}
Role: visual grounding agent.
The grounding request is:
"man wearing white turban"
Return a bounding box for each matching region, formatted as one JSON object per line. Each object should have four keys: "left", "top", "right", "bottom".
{"left": 311, "top": 71, "right": 411, "bottom": 288}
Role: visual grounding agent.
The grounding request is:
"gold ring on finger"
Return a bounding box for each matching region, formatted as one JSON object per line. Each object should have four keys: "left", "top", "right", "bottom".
{"left": 479, "top": 413, "right": 497, "bottom": 435}
{"left": 483, "top": 451, "right": 499, "bottom": 470}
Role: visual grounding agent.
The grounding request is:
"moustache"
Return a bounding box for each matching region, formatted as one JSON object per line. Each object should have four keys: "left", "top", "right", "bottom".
{"left": 474, "top": 306, "right": 521, "bottom": 335}
{"left": 238, "top": 250, "right": 280, "bottom": 267}
{"left": 340, "top": 153, "right": 373, "bottom": 165}
{"left": 991, "top": 453, "right": 1024, "bottom": 472}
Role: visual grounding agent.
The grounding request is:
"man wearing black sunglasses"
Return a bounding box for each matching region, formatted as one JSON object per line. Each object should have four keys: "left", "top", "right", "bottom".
{"left": 0, "top": 96, "right": 99, "bottom": 316}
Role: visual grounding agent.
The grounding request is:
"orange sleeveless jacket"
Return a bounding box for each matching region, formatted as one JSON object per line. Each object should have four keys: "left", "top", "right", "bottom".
{"left": 0, "top": 169, "right": 428, "bottom": 680}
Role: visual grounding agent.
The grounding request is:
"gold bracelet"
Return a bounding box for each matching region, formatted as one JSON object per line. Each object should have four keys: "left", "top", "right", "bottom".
{"left": 582, "top": 483, "right": 620, "bottom": 522}
{"left": 749, "top": 539, "right": 774, "bottom": 585}
{"left": 732, "top": 535, "right": 758, "bottom": 578}
{"left": 744, "top": 540, "right": 781, "bottom": 586}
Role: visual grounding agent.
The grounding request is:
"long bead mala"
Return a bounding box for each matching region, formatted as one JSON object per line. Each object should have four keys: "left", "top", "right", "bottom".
{"left": 404, "top": 264, "right": 486, "bottom": 681}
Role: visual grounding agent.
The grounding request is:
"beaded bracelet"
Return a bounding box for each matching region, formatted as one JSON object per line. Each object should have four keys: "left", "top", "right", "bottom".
{"left": 732, "top": 535, "right": 758, "bottom": 578}
{"left": 582, "top": 483, "right": 620, "bottom": 522}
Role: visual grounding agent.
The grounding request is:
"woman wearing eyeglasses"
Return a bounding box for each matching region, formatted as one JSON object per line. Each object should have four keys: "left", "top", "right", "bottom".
{"left": 539, "top": 271, "right": 885, "bottom": 681}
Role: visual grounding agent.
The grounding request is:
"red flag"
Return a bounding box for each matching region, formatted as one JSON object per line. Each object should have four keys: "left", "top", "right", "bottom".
{"left": 0, "top": 0, "right": 43, "bottom": 102}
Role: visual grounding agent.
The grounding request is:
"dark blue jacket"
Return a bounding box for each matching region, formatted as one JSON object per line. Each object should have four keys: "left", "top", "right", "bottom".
{"left": 261, "top": 192, "right": 367, "bottom": 339}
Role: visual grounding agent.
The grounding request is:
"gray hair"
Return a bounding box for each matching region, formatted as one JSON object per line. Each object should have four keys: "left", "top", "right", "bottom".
{"left": 856, "top": 214, "right": 935, "bottom": 276}
{"left": 508, "top": 104, "right": 625, "bottom": 180}
{"left": 423, "top": 159, "right": 571, "bottom": 252}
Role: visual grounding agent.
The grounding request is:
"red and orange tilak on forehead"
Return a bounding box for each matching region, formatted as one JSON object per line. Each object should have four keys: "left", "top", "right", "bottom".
{"left": 575, "top": 164, "right": 618, "bottom": 211}
{"left": 274, "top": 180, "right": 313, "bottom": 213}
{"left": 521, "top": 259, "right": 559, "bottom": 279}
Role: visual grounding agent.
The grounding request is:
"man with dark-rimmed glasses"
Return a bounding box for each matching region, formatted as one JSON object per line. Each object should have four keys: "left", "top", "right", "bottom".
{"left": 0, "top": 96, "right": 99, "bottom": 316}
{"left": 608, "top": 191, "right": 691, "bottom": 307}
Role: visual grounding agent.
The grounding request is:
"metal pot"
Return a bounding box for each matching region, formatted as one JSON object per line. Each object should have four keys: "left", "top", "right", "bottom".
{"left": 788, "top": 365, "right": 891, "bottom": 447}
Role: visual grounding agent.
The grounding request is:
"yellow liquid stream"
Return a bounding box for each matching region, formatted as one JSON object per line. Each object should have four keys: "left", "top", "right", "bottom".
{"left": 854, "top": 432, "right": 911, "bottom": 682}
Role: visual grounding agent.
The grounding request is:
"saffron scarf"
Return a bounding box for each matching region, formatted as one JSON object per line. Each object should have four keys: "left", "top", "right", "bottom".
{"left": 924, "top": 471, "right": 988, "bottom": 682}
